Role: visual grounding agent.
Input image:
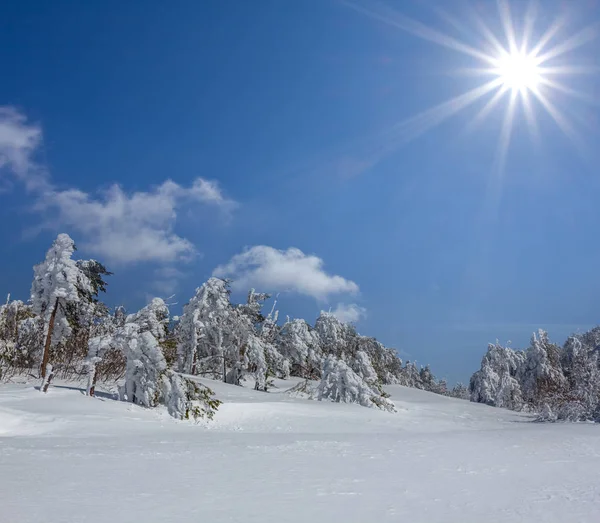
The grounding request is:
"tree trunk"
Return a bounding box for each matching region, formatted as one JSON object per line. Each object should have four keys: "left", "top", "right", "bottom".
{"left": 191, "top": 350, "right": 197, "bottom": 375}
{"left": 41, "top": 364, "right": 54, "bottom": 393}
{"left": 87, "top": 364, "right": 98, "bottom": 397}
{"left": 40, "top": 298, "right": 59, "bottom": 379}
{"left": 222, "top": 354, "right": 226, "bottom": 383}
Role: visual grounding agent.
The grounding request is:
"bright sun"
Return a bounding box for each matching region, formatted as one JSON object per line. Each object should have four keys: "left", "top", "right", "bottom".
{"left": 494, "top": 51, "right": 541, "bottom": 92}
{"left": 343, "top": 0, "right": 598, "bottom": 175}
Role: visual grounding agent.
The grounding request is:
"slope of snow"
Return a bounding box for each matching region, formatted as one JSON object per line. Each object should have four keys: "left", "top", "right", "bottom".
{"left": 1, "top": 378, "right": 599, "bottom": 523}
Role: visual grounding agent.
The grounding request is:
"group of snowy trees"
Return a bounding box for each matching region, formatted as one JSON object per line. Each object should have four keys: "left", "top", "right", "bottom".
{"left": 0, "top": 234, "right": 455, "bottom": 418}
{"left": 470, "top": 329, "right": 600, "bottom": 422}
{"left": 0, "top": 235, "right": 220, "bottom": 420}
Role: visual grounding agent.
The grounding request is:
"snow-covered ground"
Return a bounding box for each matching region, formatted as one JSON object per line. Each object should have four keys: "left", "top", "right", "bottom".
{"left": 1, "top": 378, "right": 599, "bottom": 523}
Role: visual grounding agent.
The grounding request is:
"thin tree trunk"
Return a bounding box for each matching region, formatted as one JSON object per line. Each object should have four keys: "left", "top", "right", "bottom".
{"left": 41, "top": 364, "right": 54, "bottom": 393}
{"left": 87, "top": 363, "right": 98, "bottom": 397}
{"left": 223, "top": 354, "right": 226, "bottom": 383}
{"left": 191, "top": 350, "right": 197, "bottom": 375}
{"left": 40, "top": 298, "right": 59, "bottom": 379}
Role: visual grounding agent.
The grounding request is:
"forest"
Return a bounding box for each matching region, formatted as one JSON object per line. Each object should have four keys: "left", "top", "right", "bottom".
{"left": 0, "top": 234, "right": 464, "bottom": 420}
{"left": 2, "top": 234, "right": 598, "bottom": 422}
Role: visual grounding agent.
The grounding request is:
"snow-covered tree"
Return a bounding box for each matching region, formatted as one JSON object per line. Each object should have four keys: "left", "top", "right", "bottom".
{"left": 449, "top": 382, "right": 469, "bottom": 400}
{"left": 120, "top": 329, "right": 167, "bottom": 407}
{"left": 31, "top": 234, "right": 110, "bottom": 391}
{"left": 399, "top": 361, "right": 424, "bottom": 389}
{"left": 0, "top": 298, "right": 39, "bottom": 380}
{"left": 161, "top": 370, "right": 221, "bottom": 420}
{"left": 115, "top": 323, "right": 220, "bottom": 420}
{"left": 469, "top": 342, "right": 525, "bottom": 410}
{"left": 521, "top": 330, "right": 566, "bottom": 408}
{"left": 315, "top": 311, "right": 356, "bottom": 359}
{"left": 555, "top": 336, "right": 600, "bottom": 421}
{"left": 126, "top": 298, "right": 170, "bottom": 343}
{"left": 177, "top": 278, "right": 234, "bottom": 379}
{"left": 277, "top": 318, "right": 323, "bottom": 379}
{"left": 317, "top": 355, "right": 396, "bottom": 412}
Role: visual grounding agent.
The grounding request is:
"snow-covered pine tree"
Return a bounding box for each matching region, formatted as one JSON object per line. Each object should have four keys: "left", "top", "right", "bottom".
{"left": 449, "top": 382, "right": 470, "bottom": 400}
{"left": 126, "top": 298, "right": 170, "bottom": 343}
{"left": 31, "top": 234, "right": 110, "bottom": 392}
{"left": 399, "top": 361, "right": 424, "bottom": 389}
{"left": 469, "top": 342, "right": 525, "bottom": 410}
{"left": 177, "top": 278, "right": 233, "bottom": 378}
{"left": 121, "top": 329, "right": 166, "bottom": 407}
{"left": 521, "top": 330, "right": 566, "bottom": 409}
{"left": 556, "top": 336, "right": 600, "bottom": 421}
{"left": 114, "top": 322, "right": 220, "bottom": 420}
{"left": 259, "top": 299, "right": 290, "bottom": 382}
{"left": 276, "top": 318, "right": 323, "bottom": 379}
{"left": 317, "top": 355, "right": 396, "bottom": 412}
{"left": 315, "top": 311, "right": 355, "bottom": 359}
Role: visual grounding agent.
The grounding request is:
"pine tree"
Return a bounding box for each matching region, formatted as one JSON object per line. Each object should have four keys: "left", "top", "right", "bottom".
{"left": 31, "top": 234, "right": 110, "bottom": 392}
{"left": 317, "top": 355, "right": 396, "bottom": 412}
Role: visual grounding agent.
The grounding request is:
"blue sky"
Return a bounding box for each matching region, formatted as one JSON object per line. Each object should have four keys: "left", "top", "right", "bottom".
{"left": 1, "top": 0, "right": 599, "bottom": 384}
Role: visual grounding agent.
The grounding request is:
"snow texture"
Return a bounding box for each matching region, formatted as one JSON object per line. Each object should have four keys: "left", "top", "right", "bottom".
{"left": 1, "top": 378, "right": 599, "bottom": 523}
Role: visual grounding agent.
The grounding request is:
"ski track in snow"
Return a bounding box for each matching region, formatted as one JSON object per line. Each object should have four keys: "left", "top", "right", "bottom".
{"left": 1, "top": 378, "right": 599, "bottom": 523}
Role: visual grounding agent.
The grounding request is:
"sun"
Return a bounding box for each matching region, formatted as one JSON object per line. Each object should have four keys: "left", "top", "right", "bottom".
{"left": 342, "top": 0, "right": 598, "bottom": 175}
{"left": 494, "top": 51, "right": 541, "bottom": 92}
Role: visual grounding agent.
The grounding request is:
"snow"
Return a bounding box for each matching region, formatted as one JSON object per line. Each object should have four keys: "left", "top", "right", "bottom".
{"left": 1, "top": 378, "right": 599, "bottom": 522}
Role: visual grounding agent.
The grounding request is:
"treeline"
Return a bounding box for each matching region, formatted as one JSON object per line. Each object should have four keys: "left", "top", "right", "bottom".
{"left": 469, "top": 328, "right": 600, "bottom": 422}
{"left": 0, "top": 234, "right": 461, "bottom": 419}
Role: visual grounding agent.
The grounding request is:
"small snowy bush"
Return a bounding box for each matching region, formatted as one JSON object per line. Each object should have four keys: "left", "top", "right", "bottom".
{"left": 317, "top": 355, "right": 396, "bottom": 412}
{"left": 161, "top": 370, "right": 222, "bottom": 421}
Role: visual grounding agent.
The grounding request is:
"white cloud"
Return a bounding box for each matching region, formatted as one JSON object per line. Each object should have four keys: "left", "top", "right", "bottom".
{"left": 37, "top": 178, "right": 234, "bottom": 265}
{"left": 0, "top": 106, "right": 237, "bottom": 265}
{"left": 0, "top": 107, "right": 47, "bottom": 190}
{"left": 329, "top": 303, "right": 367, "bottom": 323}
{"left": 213, "top": 245, "right": 359, "bottom": 301}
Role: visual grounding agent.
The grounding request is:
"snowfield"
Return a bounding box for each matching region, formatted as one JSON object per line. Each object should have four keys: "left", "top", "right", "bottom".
{"left": 1, "top": 378, "right": 599, "bottom": 523}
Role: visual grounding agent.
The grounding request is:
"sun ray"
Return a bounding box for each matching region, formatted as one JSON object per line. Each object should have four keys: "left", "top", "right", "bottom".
{"left": 535, "top": 23, "right": 599, "bottom": 64}
{"left": 471, "top": 13, "right": 507, "bottom": 56}
{"left": 465, "top": 85, "right": 510, "bottom": 133}
{"left": 528, "top": 19, "right": 564, "bottom": 57}
{"left": 393, "top": 79, "right": 504, "bottom": 141}
{"left": 341, "top": 0, "right": 497, "bottom": 65}
{"left": 433, "top": 5, "right": 471, "bottom": 37}
{"left": 520, "top": 89, "right": 540, "bottom": 145}
{"left": 537, "top": 77, "right": 599, "bottom": 106}
{"left": 337, "top": 0, "right": 598, "bottom": 178}
{"left": 530, "top": 86, "right": 580, "bottom": 145}
{"left": 538, "top": 65, "right": 600, "bottom": 76}
{"left": 497, "top": 0, "right": 519, "bottom": 53}
{"left": 521, "top": 0, "right": 538, "bottom": 53}
{"left": 496, "top": 90, "right": 518, "bottom": 173}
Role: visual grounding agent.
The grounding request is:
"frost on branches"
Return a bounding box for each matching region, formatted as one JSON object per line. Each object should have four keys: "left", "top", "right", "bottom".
{"left": 470, "top": 328, "right": 600, "bottom": 422}
{"left": 126, "top": 298, "right": 170, "bottom": 343}
{"left": 469, "top": 342, "right": 525, "bottom": 411}
{"left": 31, "top": 234, "right": 111, "bottom": 390}
{"left": 317, "top": 355, "right": 396, "bottom": 412}
{"left": 118, "top": 326, "right": 220, "bottom": 421}
{"left": 2, "top": 232, "right": 466, "bottom": 422}
{"left": 0, "top": 298, "right": 40, "bottom": 380}
{"left": 176, "top": 278, "right": 233, "bottom": 379}
{"left": 277, "top": 318, "right": 323, "bottom": 379}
